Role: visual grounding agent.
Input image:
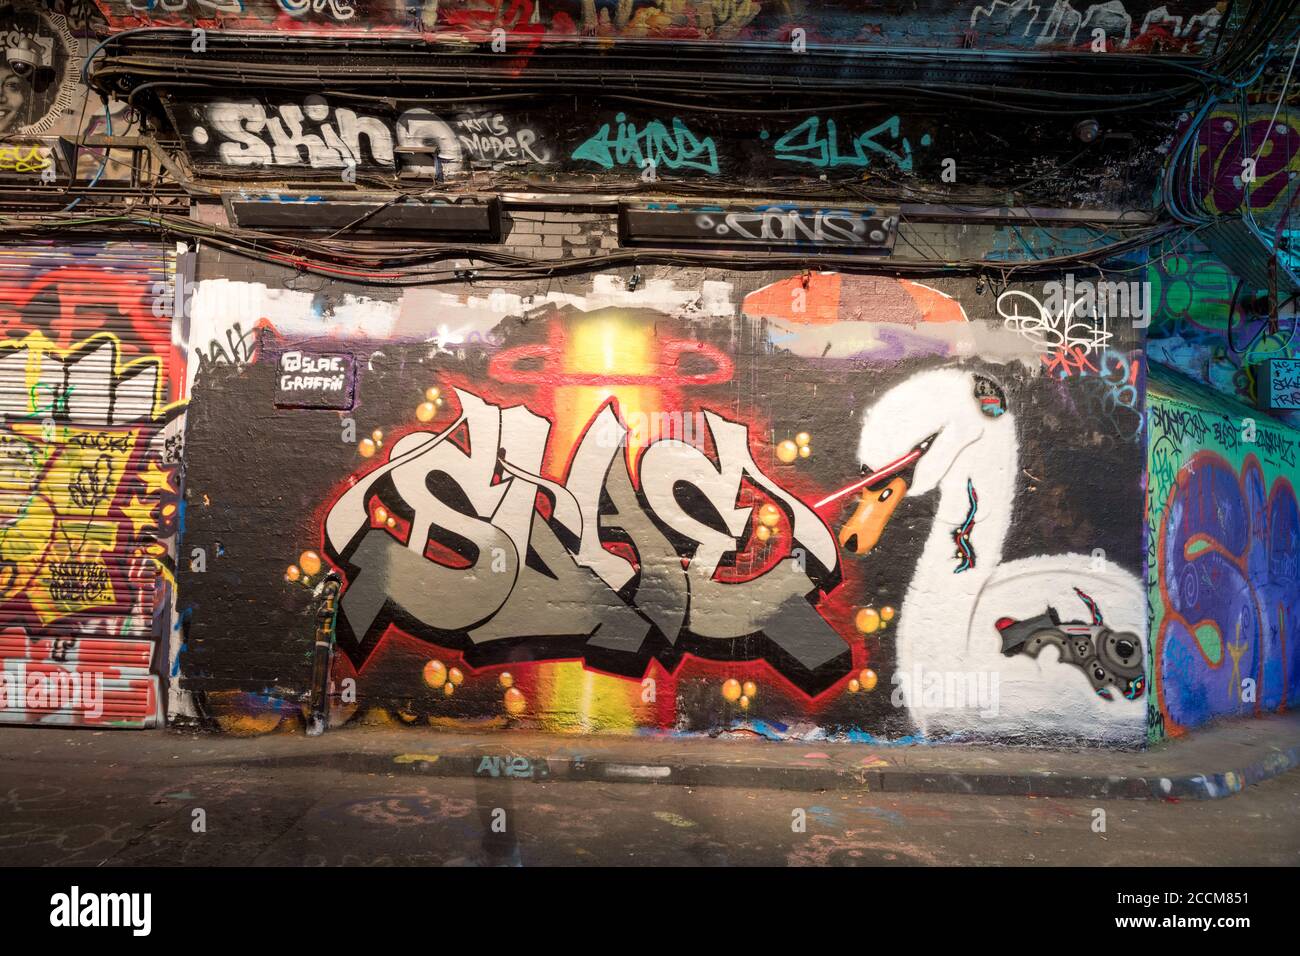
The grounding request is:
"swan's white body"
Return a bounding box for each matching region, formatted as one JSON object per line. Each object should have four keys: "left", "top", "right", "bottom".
{"left": 855, "top": 368, "right": 1146, "bottom": 745}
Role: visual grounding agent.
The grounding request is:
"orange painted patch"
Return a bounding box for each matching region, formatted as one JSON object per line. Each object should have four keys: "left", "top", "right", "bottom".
{"left": 900, "top": 280, "right": 969, "bottom": 323}
{"left": 742, "top": 273, "right": 843, "bottom": 324}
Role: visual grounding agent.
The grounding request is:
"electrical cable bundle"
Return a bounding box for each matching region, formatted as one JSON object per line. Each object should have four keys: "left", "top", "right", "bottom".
{"left": 0, "top": 208, "right": 1178, "bottom": 287}
{"left": 18, "top": 0, "right": 1299, "bottom": 284}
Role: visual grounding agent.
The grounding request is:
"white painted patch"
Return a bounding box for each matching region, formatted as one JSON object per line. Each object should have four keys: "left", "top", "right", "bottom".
{"left": 604, "top": 764, "right": 672, "bottom": 779}
{"left": 187, "top": 275, "right": 738, "bottom": 387}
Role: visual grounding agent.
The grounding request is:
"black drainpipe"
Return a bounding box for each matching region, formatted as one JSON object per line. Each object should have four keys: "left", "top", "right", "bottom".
{"left": 306, "top": 573, "right": 341, "bottom": 737}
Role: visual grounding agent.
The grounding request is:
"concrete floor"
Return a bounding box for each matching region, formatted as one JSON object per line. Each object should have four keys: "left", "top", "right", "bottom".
{"left": 3, "top": 751, "right": 1297, "bottom": 866}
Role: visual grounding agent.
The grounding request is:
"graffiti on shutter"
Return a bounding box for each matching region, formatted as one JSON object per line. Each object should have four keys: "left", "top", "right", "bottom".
{"left": 0, "top": 243, "right": 183, "bottom": 727}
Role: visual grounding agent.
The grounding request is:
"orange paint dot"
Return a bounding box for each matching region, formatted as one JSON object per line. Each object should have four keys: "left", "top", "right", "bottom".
{"left": 881, "top": 606, "right": 896, "bottom": 622}
{"left": 776, "top": 440, "right": 798, "bottom": 463}
{"left": 795, "top": 432, "right": 811, "bottom": 447}
{"left": 758, "top": 503, "right": 781, "bottom": 528}
{"left": 848, "top": 679, "right": 861, "bottom": 693}
{"left": 799, "top": 444, "right": 811, "bottom": 458}
{"left": 299, "top": 551, "right": 322, "bottom": 576}
{"left": 443, "top": 682, "right": 456, "bottom": 697}
{"left": 499, "top": 672, "right": 514, "bottom": 688}
{"left": 416, "top": 402, "right": 437, "bottom": 422}
{"left": 285, "top": 564, "right": 301, "bottom": 582}
{"left": 855, "top": 608, "right": 881, "bottom": 634}
{"left": 722, "top": 678, "right": 742, "bottom": 702}
{"left": 448, "top": 667, "right": 464, "bottom": 686}
{"left": 742, "top": 680, "right": 757, "bottom": 698}
{"left": 739, "top": 695, "right": 750, "bottom": 710}
{"left": 859, "top": 669, "right": 878, "bottom": 692}
{"left": 371, "top": 429, "right": 384, "bottom": 443}
{"left": 426, "top": 387, "right": 440, "bottom": 402}
{"left": 504, "top": 687, "right": 526, "bottom": 715}
{"left": 374, "top": 506, "right": 389, "bottom": 524}
{"left": 422, "top": 659, "right": 447, "bottom": 688}
{"left": 358, "top": 438, "right": 376, "bottom": 458}
{"left": 755, "top": 524, "right": 771, "bottom": 542}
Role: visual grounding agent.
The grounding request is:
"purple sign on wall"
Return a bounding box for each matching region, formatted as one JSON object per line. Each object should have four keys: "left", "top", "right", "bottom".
{"left": 275, "top": 350, "right": 354, "bottom": 409}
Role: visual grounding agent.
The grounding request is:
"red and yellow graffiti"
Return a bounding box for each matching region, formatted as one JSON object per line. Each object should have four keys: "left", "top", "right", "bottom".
{"left": 0, "top": 332, "right": 179, "bottom": 626}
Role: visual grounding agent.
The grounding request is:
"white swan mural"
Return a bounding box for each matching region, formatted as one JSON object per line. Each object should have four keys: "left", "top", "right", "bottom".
{"left": 836, "top": 367, "right": 1146, "bottom": 744}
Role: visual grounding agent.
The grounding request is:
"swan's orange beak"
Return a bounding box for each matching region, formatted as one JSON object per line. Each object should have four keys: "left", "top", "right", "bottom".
{"left": 838, "top": 476, "right": 908, "bottom": 555}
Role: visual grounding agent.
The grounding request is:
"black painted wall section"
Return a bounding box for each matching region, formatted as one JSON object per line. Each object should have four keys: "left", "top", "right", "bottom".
{"left": 176, "top": 248, "right": 1147, "bottom": 742}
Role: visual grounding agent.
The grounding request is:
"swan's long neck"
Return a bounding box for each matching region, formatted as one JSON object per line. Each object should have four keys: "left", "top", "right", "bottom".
{"left": 903, "top": 420, "right": 1019, "bottom": 650}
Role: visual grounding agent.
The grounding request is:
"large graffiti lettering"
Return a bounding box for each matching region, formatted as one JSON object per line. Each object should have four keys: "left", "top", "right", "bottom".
{"left": 1148, "top": 370, "right": 1300, "bottom": 738}
{"left": 178, "top": 97, "right": 946, "bottom": 185}
{"left": 570, "top": 115, "right": 720, "bottom": 174}
{"left": 1194, "top": 106, "right": 1300, "bottom": 222}
{"left": 687, "top": 208, "right": 889, "bottom": 247}
{"left": 1155, "top": 451, "right": 1300, "bottom": 732}
{"left": 187, "top": 98, "right": 558, "bottom": 175}
{"left": 178, "top": 272, "right": 1149, "bottom": 742}
{"left": 323, "top": 387, "right": 846, "bottom": 690}
{"left": 769, "top": 116, "right": 928, "bottom": 173}
{"left": 201, "top": 98, "right": 404, "bottom": 170}
{"left": 968, "top": 0, "right": 1222, "bottom": 51}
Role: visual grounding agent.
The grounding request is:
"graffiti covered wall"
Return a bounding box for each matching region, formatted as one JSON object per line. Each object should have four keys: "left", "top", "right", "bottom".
{"left": 1147, "top": 99, "right": 1300, "bottom": 428}
{"left": 158, "top": 90, "right": 1165, "bottom": 210}
{"left": 0, "top": 242, "right": 184, "bottom": 726}
{"left": 1146, "top": 366, "right": 1300, "bottom": 742}
{"left": 1190, "top": 103, "right": 1300, "bottom": 231}
{"left": 92, "top": 0, "right": 1225, "bottom": 54}
{"left": 178, "top": 255, "right": 1149, "bottom": 744}
{"left": 1148, "top": 242, "right": 1300, "bottom": 431}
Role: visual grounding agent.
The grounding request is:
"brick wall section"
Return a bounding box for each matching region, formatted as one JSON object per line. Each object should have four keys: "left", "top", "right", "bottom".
{"left": 501, "top": 211, "right": 616, "bottom": 259}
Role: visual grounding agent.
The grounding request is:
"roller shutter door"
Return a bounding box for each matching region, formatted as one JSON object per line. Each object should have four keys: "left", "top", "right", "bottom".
{"left": 0, "top": 242, "right": 179, "bottom": 727}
